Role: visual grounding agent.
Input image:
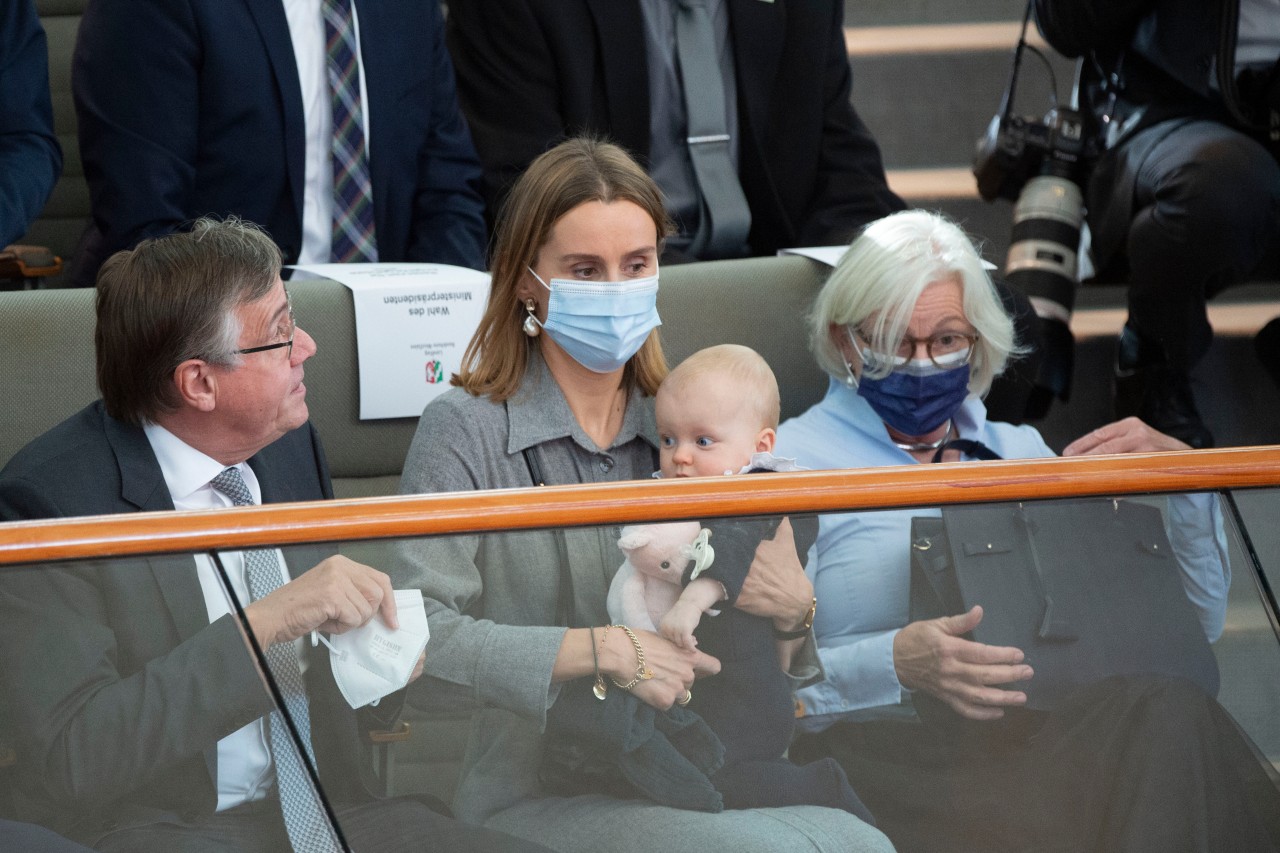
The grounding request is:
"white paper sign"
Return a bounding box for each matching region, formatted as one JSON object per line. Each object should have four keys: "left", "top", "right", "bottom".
{"left": 779, "top": 245, "right": 998, "bottom": 271}
{"left": 777, "top": 246, "right": 851, "bottom": 267}
{"left": 291, "top": 263, "right": 491, "bottom": 419}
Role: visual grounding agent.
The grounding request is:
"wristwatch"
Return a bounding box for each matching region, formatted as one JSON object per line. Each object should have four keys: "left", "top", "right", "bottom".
{"left": 772, "top": 596, "right": 817, "bottom": 640}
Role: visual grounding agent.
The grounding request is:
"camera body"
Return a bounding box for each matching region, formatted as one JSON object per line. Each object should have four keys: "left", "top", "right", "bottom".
{"left": 974, "top": 106, "right": 1087, "bottom": 203}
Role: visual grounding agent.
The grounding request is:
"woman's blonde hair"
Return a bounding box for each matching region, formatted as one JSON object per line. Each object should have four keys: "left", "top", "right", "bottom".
{"left": 808, "top": 210, "right": 1020, "bottom": 397}
{"left": 454, "top": 138, "right": 675, "bottom": 401}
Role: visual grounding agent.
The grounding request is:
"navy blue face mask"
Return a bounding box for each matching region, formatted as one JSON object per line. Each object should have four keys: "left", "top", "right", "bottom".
{"left": 855, "top": 360, "right": 971, "bottom": 436}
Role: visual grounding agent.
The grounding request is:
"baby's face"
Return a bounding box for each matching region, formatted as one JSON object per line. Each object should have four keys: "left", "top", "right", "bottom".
{"left": 656, "top": 381, "right": 768, "bottom": 478}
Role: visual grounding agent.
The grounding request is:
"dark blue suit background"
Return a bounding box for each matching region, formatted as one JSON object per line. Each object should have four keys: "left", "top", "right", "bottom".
{"left": 71, "top": 0, "right": 487, "bottom": 287}
{"left": 0, "top": 0, "right": 62, "bottom": 248}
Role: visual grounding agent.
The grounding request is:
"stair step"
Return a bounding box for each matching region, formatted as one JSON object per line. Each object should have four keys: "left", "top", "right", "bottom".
{"left": 843, "top": 0, "right": 1034, "bottom": 28}
{"left": 845, "top": 21, "right": 1047, "bottom": 57}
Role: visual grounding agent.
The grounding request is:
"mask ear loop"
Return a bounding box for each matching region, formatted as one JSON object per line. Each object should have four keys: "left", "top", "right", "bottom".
{"left": 842, "top": 326, "right": 861, "bottom": 388}
{"left": 310, "top": 630, "right": 346, "bottom": 661}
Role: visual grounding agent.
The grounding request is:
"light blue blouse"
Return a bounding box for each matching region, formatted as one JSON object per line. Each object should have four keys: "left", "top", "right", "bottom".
{"left": 776, "top": 378, "right": 1230, "bottom": 733}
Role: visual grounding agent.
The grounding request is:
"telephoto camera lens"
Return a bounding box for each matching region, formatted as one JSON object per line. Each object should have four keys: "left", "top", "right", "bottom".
{"left": 1005, "top": 174, "right": 1083, "bottom": 320}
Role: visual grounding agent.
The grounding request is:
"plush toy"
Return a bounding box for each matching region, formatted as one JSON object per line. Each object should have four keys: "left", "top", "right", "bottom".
{"left": 606, "top": 521, "right": 715, "bottom": 632}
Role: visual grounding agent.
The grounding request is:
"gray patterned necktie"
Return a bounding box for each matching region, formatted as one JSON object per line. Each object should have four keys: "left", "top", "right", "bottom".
{"left": 675, "top": 0, "right": 752, "bottom": 258}
{"left": 209, "top": 467, "right": 340, "bottom": 853}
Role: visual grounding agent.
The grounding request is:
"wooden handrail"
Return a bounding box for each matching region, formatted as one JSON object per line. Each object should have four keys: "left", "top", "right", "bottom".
{"left": 1, "top": 447, "right": 1278, "bottom": 566}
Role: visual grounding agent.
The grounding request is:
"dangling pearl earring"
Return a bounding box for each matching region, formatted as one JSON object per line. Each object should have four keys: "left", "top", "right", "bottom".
{"left": 522, "top": 298, "right": 541, "bottom": 337}
{"left": 843, "top": 359, "right": 858, "bottom": 388}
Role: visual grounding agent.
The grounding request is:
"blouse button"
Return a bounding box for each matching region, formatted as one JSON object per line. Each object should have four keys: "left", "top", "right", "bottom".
{"left": 600, "top": 456, "right": 614, "bottom": 473}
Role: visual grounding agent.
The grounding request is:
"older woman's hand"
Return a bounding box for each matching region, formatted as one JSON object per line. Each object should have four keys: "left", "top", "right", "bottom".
{"left": 1062, "top": 416, "right": 1191, "bottom": 456}
{"left": 734, "top": 517, "right": 815, "bottom": 633}
{"left": 893, "top": 605, "right": 1034, "bottom": 720}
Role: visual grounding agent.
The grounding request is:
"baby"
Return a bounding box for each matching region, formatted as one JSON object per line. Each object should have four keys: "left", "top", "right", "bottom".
{"left": 613, "top": 344, "right": 872, "bottom": 818}
{"left": 653, "top": 343, "right": 794, "bottom": 651}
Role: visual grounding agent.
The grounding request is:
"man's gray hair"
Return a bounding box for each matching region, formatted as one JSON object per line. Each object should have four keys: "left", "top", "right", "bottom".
{"left": 95, "top": 216, "right": 284, "bottom": 425}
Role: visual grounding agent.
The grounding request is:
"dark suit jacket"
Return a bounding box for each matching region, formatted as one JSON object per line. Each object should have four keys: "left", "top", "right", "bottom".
{"left": 71, "top": 0, "right": 488, "bottom": 288}
{"left": 0, "top": 402, "right": 388, "bottom": 844}
{"left": 0, "top": 0, "right": 62, "bottom": 248}
{"left": 1034, "top": 0, "right": 1231, "bottom": 114}
{"left": 446, "top": 0, "right": 905, "bottom": 257}
{"left": 1033, "top": 0, "right": 1273, "bottom": 269}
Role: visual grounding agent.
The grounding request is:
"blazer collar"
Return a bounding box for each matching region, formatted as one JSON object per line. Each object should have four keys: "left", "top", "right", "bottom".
{"left": 99, "top": 412, "right": 213, "bottom": 656}
{"left": 104, "top": 412, "right": 174, "bottom": 513}
{"left": 505, "top": 350, "right": 658, "bottom": 457}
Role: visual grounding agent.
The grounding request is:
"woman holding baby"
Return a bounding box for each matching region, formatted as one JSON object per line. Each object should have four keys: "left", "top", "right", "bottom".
{"left": 394, "top": 138, "right": 891, "bottom": 853}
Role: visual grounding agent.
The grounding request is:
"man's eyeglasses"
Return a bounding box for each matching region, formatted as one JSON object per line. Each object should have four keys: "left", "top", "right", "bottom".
{"left": 235, "top": 290, "right": 295, "bottom": 359}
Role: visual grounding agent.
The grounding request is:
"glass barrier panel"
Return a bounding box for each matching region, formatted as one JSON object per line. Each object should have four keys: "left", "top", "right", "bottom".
{"left": 1225, "top": 487, "right": 1280, "bottom": 623}
{"left": 6, "top": 483, "right": 1278, "bottom": 851}
{"left": 0, "top": 552, "right": 344, "bottom": 851}
{"left": 325, "top": 491, "right": 1280, "bottom": 849}
{"left": 1220, "top": 487, "right": 1280, "bottom": 768}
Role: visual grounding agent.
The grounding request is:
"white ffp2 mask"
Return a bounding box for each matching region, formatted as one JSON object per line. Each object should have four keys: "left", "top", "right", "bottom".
{"left": 315, "top": 589, "right": 430, "bottom": 709}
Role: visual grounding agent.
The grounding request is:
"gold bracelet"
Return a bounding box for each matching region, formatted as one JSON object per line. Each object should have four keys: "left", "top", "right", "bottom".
{"left": 609, "top": 624, "right": 654, "bottom": 690}
{"left": 590, "top": 626, "right": 607, "bottom": 700}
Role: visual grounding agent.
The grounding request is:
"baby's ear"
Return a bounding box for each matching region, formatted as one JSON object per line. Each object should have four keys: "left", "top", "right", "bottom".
{"left": 756, "top": 427, "right": 776, "bottom": 453}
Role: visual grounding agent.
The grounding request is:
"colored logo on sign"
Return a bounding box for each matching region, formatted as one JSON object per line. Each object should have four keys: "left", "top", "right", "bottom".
{"left": 425, "top": 360, "right": 444, "bottom": 384}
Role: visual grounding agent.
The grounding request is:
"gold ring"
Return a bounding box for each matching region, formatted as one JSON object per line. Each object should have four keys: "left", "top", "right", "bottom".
{"left": 677, "top": 689, "right": 692, "bottom": 706}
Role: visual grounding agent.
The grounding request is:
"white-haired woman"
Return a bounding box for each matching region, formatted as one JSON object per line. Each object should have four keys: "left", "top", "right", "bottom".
{"left": 776, "top": 210, "right": 1280, "bottom": 852}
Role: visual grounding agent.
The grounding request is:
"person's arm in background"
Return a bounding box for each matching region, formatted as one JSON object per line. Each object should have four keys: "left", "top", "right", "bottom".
{"left": 792, "top": 0, "right": 905, "bottom": 248}
{"left": 403, "top": 0, "right": 487, "bottom": 271}
{"left": 444, "top": 0, "right": 574, "bottom": 225}
{"left": 0, "top": 0, "right": 61, "bottom": 248}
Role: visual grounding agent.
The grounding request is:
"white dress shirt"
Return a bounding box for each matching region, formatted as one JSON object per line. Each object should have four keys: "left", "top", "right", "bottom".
{"left": 143, "top": 422, "right": 302, "bottom": 812}
{"left": 282, "top": 0, "right": 373, "bottom": 265}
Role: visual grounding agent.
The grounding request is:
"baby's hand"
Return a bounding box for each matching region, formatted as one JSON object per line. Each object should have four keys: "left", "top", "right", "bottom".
{"left": 660, "top": 601, "right": 702, "bottom": 651}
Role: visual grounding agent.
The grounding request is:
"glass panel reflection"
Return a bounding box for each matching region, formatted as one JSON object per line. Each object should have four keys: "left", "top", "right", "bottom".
{"left": 364, "top": 493, "right": 1280, "bottom": 850}
{"left": 8, "top": 485, "right": 1276, "bottom": 852}
{"left": 0, "top": 553, "right": 341, "bottom": 851}
{"left": 1218, "top": 487, "right": 1280, "bottom": 770}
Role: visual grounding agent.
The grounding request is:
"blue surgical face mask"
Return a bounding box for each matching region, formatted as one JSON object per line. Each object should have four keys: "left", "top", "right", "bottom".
{"left": 847, "top": 329, "right": 971, "bottom": 436}
{"left": 527, "top": 268, "right": 661, "bottom": 373}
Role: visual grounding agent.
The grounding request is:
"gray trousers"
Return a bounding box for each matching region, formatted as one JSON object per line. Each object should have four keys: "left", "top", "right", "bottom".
{"left": 92, "top": 795, "right": 553, "bottom": 853}
{"left": 484, "top": 794, "right": 894, "bottom": 853}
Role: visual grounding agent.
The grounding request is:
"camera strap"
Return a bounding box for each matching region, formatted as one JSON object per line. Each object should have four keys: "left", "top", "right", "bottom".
{"left": 993, "top": 0, "right": 1038, "bottom": 126}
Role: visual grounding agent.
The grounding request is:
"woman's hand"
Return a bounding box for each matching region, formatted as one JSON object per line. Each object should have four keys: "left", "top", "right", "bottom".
{"left": 1062, "top": 416, "right": 1191, "bottom": 456}
{"left": 602, "top": 626, "right": 720, "bottom": 710}
{"left": 735, "top": 517, "right": 815, "bottom": 632}
{"left": 893, "top": 605, "right": 1034, "bottom": 720}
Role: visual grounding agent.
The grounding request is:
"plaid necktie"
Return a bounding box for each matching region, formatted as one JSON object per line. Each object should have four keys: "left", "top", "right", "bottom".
{"left": 209, "top": 467, "right": 340, "bottom": 853}
{"left": 322, "top": 0, "right": 378, "bottom": 263}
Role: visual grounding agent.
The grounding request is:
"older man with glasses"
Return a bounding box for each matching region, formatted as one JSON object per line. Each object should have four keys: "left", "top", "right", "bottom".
{"left": 0, "top": 217, "right": 552, "bottom": 853}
